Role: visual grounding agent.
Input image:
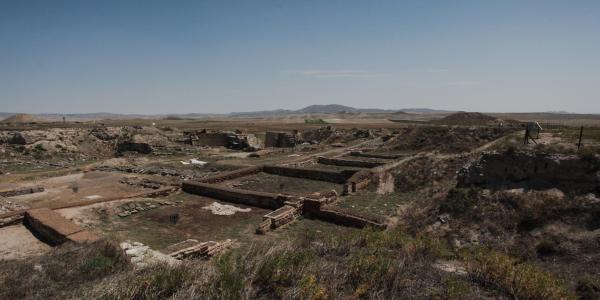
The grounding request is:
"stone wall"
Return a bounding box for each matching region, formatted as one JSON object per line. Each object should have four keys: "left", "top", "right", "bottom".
{"left": 458, "top": 150, "right": 600, "bottom": 194}
{"left": 263, "top": 165, "right": 357, "bottom": 184}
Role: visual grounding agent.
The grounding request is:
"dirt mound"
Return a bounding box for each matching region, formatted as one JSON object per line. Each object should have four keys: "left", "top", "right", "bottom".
{"left": 0, "top": 113, "right": 47, "bottom": 124}
{"left": 433, "top": 112, "right": 498, "bottom": 126}
{"left": 386, "top": 126, "right": 513, "bottom": 153}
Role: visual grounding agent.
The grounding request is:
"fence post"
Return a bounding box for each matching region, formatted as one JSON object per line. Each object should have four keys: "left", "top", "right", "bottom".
{"left": 577, "top": 126, "right": 583, "bottom": 151}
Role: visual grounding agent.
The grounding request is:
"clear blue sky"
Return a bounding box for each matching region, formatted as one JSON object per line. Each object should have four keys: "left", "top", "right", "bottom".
{"left": 1, "top": 0, "right": 599, "bottom": 114}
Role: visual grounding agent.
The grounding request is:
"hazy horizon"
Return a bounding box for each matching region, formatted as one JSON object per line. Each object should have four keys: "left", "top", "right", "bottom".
{"left": 1, "top": 1, "right": 599, "bottom": 114}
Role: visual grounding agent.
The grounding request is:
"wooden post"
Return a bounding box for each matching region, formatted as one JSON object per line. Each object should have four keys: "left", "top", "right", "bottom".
{"left": 577, "top": 126, "right": 583, "bottom": 151}
{"left": 524, "top": 126, "right": 530, "bottom": 145}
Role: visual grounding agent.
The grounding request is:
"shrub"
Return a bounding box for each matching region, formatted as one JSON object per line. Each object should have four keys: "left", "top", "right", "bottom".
{"left": 576, "top": 276, "right": 600, "bottom": 300}
{"left": 464, "top": 249, "right": 575, "bottom": 300}
{"left": 535, "top": 240, "right": 561, "bottom": 257}
{"left": 440, "top": 187, "right": 480, "bottom": 214}
{"left": 305, "top": 119, "right": 328, "bottom": 124}
{"left": 101, "top": 263, "right": 194, "bottom": 300}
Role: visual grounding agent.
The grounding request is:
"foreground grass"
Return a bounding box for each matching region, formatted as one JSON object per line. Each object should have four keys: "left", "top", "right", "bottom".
{"left": 464, "top": 249, "right": 575, "bottom": 300}
{"left": 0, "top": 227, "right": 577, "bottom": 299}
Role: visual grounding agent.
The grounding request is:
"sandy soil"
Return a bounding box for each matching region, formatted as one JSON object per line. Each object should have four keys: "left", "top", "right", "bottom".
{"left": 0, "top": 225, "right": 51, "bottom": 260}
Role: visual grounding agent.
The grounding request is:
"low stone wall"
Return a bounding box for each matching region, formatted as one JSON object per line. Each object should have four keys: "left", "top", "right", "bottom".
{"left": 198, "top": 166, "right": 263, "bottom": 184}
{"left": 182, "top": 181, "right": 288, "bottom": 210}
{"left": 317, "top": 156, "right": 385, "bottom": 168}
{"left": 263, "top": 165, "right": 357, "bottom": 184}
{"left": 24, "top": 208, "right": 100, "bottom": 246}
{"left": 0, "top": 186, "right": 44, "bottom": 197}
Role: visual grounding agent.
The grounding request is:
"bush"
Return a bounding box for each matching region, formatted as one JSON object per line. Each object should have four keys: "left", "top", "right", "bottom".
{"left": 305, "top": 119, "right": 328, "bottom": 124}
{"left": 576, "top": 276, "right": 600, "bottom": 300}
{"left": 0, "top": 240, "right": 129, "bottom": 299}
{"left": 105, "top": 263, "right": 194, "bottom": 300}
{"left": 535, "top": 240, "right": 561, "bottom": 257}
{"left": 464, "top": 249, "right": 575, "bottom": 300}
{"left": 440, "top": 187, "right": 480, "bottom": 214}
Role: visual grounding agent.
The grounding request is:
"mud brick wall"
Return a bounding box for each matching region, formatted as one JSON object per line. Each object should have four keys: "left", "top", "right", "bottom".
{"left": 263, "top": 165, "right": 357, "bottom": 184}
{"left": 317, "top": 156, "right": 385, "bottom": 168}
{"left": 24, "top": 208, "right": 100, "bottom": 246}
{"left": 182, "top": 181, "right": 288, "bottom": 209}
{"left": 199, "top": 166, "right": 263, "bottom": 184}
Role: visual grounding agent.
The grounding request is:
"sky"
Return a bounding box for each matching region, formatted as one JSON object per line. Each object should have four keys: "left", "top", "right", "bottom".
{"left": 0, "top": 0, "right": 599, "bottom": 114}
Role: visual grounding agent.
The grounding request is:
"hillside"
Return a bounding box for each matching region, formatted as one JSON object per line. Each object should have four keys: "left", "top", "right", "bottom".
{"left": 0, "top": 113, "right": 48, "bottom": 124}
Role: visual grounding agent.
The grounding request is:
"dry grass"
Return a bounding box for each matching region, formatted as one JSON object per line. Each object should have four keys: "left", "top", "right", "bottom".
{"left": 464, "top": 249, "right": 575, "bottom": 300}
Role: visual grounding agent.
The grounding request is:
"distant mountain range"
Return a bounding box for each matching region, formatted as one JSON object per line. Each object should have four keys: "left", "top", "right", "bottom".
{"left": 1, "top": 104, "right": 454, "bottom": 121}
{"left": 2, "top": 105, "right": 589, "bottom": 122}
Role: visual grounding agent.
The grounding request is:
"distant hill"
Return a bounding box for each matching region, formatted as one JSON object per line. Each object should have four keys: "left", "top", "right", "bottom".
{"left": 297, "top": 104, "right": 357, "bottom": 114}
{"left": 230, "top": 104, "right": 402, "bottom": 117}
{"left": 0, "top": 113, "right": 48, "bottom": 124}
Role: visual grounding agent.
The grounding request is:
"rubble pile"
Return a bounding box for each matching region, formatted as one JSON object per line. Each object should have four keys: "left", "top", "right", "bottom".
{"left": 120, "top": 241, "right": 179, "bottom": 268}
